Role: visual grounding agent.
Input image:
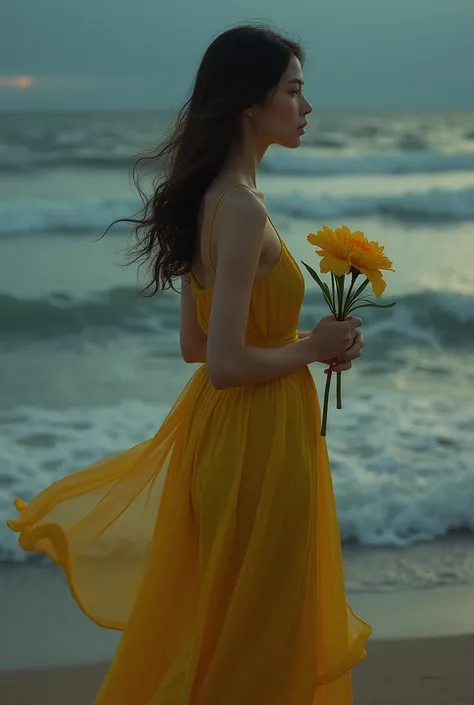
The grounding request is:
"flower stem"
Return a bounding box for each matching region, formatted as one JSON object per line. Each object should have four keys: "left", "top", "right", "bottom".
{"left": 334, "top": 274, "right": 346, "bottom": 411}
{"left": 321, "top": 368, "right": 332, "bottom": 436}
{"left": 336, "top": 368, "right": 342, "bottom": 409}
{"left": 343, "top": 275, "right": 357, "bottom": 317}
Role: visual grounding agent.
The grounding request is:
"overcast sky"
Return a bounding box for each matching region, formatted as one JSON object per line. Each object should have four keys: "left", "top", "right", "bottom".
{"left": 1, "top": 0, "right": 473, "bottom": 111}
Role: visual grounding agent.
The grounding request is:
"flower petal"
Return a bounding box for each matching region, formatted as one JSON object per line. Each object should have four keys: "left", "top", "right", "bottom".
{"left": 307, "top": 233, "right": 320, "bottom": 246}
{"left": 359, "top": 268, "right": 387, "bottom": 297}
{"left": 319, "top": 254, "right": 351, "bottom": 277}
{"left": 306, "top": 224, "right": 393, "bottom": 290}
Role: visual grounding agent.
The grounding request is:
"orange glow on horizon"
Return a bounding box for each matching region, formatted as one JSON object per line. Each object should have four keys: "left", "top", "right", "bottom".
{"left": 0, "top": 75, "right": 34, "bottom": 89}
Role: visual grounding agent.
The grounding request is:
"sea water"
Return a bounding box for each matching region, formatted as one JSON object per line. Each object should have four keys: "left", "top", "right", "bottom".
{"left": 1, "top": 108, "right": 474, "bottom": 590}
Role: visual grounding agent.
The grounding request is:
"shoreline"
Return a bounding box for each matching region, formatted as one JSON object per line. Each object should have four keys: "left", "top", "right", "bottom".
{"left": 4, "top": 561, "right": 474, "bottom": 670}
{"left": 2, "top": 563, "right": 474, "bottom": 703}
{"left": 2, "top": 633, "right": 474, "bottom": 705}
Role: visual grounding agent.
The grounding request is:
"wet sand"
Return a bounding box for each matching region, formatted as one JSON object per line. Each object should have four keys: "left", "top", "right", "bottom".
{"left": 2, "top": 563, "right": 474, "bottom": 704}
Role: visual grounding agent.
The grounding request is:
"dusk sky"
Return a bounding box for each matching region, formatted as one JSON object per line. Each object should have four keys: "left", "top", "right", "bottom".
{"left": 1, "top": 0, "right": 473, "bottom": 111}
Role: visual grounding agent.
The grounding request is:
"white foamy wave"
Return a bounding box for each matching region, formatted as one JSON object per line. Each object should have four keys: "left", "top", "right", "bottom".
{"left": 0, "top": 400, "right": 169, "bottom": 563}
{"left": 2, "top": 389, "right": 474, "bottom": 563}
{"left": 2, "top": 287, "right": 474, "bottom": 351}
{"left": 328, "top": 390, "right": 474, "bottom": 547}
{"left": 266, "top": 187, "right": 474, "bottom": 224}
{"left": 6, "top": 146, "right": 473, "bottom": 176}
{"left": 0, "top": 196, "right": 138, "bottom": 235}
{"left": 1, "top": 186, "right": 474, "bottom": 236}
{"left": 262, "top": 150, "right": 474, "bottom": 176}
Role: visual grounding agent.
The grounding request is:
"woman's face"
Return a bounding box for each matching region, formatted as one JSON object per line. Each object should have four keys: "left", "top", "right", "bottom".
{"left": 252, "top": 55, "right": 313, "bottom": 149}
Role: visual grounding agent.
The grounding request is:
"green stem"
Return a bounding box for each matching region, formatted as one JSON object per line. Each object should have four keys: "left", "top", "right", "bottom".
{"left": 336, "top": 275, "right": 345, "bottom": 317}
{"left": 321, "top": 368, "right": 332, "bottom": 436}
{"left": 343, "top": 275, "right": 357, "bottom": 318}
{"left": 345, "top": 277, "right": 370, "bottom": 313}
{"left": 336, "top": 367, "right": 342, "bottom": 409}
{"left": 335, "top": 275, "right": 345, "bottom": 410}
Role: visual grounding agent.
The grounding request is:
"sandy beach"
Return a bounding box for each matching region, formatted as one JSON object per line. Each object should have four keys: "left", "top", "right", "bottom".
{"left": 2, "top": 633, "right": 474, "bottom": 705}
{"left": 2, "top": 563, "right": 474, "bottom": 704}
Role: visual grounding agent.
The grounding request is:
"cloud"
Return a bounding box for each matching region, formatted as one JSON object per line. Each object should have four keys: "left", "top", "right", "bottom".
{"left": 0, "top": 75, "right": 34, "bottom": 89}
{"left": 0, "top": 73, "right": 122, "bottom": 91}
{"left": 36, "top": 75, "right": 114, "bottom": 90}
{"left": 1, "top": 0, "right": 474, "bottom": 109}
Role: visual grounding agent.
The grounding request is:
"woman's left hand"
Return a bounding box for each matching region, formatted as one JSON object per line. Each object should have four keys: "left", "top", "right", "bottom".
{"left": 319, "top": 330, "right": 365, "bottom": 373}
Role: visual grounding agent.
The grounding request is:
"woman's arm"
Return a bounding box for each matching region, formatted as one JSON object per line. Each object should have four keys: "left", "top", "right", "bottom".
{"left": 182, "top": 338, "right": 207, "bottom": 364}
{"left": 183, "top": 334, "right": 315, "bottom": 365}
{"left": 180, "top": 274, "right": 208, "bottom": 362}
{"left": 301, "top": 329, "right": 364, "bottom": 372}
{"left": 181, "top": 305, "right": 362, "bottom": 371}
{"left": 205, "top": 188, "right": 319, "bottom": 389}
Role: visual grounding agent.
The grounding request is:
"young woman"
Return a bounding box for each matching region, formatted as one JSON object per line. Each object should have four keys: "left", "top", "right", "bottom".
{"left": 8, "top": 23, "right": 371, "bottom": 705}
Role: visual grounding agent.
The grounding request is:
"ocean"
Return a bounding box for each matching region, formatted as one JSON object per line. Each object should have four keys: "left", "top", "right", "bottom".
{"left": 1, "top": 108, "right": 474, "bottom": 592}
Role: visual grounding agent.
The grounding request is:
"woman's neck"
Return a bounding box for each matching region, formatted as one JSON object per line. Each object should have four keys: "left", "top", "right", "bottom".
{"left": 221, "top": 126, "right": 269, "bottom": 191}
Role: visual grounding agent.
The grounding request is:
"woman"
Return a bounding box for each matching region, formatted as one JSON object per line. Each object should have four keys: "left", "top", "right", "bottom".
{"left": 8, "top": 23, "right": 371, "bottom": 705}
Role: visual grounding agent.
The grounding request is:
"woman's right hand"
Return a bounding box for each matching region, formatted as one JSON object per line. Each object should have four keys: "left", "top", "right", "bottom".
{"left": 308, "top": 314, "right": 362, "bottom": 363}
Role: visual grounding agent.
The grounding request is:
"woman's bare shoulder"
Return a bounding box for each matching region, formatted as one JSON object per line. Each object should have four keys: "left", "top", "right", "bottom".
{"left": 207, "top": 182, "right": 267, "bottom": 223}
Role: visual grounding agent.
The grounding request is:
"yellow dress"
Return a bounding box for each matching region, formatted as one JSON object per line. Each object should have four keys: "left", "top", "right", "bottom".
{"left": 7, "top": 184, "right": 371, "bottom": 704}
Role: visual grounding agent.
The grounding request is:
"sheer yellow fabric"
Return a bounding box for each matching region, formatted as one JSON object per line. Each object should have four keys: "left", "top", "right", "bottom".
{"left": 8, "top": 184, "right": 371, "bottom": 704}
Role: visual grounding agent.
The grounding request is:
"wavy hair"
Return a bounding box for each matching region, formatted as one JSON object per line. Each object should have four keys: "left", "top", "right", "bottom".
{"left": 110, "top": 24, "right": 304, "bottom": 295}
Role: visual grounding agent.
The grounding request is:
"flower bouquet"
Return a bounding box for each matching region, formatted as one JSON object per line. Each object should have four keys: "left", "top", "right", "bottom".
{"left": 301, "top": 225, "right": 396, "bottom": 436}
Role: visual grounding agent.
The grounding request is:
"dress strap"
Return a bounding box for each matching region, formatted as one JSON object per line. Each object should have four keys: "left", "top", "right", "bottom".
{"left": 206, "top": 183, "right": 260, "bottom": 273}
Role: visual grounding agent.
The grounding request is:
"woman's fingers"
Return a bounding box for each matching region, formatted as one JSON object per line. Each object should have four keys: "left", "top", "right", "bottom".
{"left": 324, "top": 360, "right": 352, "bottom": 374}
{"left": 322, "top": 331, "right": 365, "bottom": 373}
{"left": 341, "top": 331, "right": 364, "bottom": 360}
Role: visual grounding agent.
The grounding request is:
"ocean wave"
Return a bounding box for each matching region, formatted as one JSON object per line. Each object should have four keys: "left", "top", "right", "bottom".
{"left": 0, "top": 287, "right": 176, "bottom": 338}
{"left": 1, "top": 186, "right": 474, "bottom": 236}
{"left": 1, "top": 391, "right": 474, "bottom": 564}
{"left": 0, "top": 196, "right": 138, "bottom": 235}
{"left": 266, "top": 187, "right": 474, "bottom": 224}
{"left": 2, "top": 144, "right": 474, "bottom": 177}
{"left": 262, "top": 150, "right": 474, "bottom": 176}
{"left": 1, "top": 287, "right": 474, "bottom": 350}
{"left": 0, "top": 150, "right": 135, "bottom": 173}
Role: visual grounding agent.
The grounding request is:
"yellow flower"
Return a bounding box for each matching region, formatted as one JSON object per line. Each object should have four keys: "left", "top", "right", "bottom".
{"left": 307, "top": 225, "right": 395, "bottom": 297}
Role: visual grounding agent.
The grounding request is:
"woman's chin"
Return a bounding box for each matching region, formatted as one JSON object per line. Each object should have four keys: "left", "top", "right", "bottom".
{"left": 277, "top": 135, "right": 302, "bottom": 150}
{"left": 290, "top": 135, "right": 302, "bottom": 149}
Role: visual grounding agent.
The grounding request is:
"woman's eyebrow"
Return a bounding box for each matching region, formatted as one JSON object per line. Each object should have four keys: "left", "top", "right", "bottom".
{"left": 288, "top": 78, "right": 304, "bottom": 86}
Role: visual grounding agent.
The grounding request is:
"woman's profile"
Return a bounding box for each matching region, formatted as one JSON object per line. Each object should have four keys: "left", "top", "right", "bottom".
{"left": 8, "top": 23, "right": 371, "bottom": 704}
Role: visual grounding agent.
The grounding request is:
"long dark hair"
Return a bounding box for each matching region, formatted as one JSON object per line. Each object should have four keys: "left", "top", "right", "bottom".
{"left": 113, "top": 24, "right": 304, "bottom": 295}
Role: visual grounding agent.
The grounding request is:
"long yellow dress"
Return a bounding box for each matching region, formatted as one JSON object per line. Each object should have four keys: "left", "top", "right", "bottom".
{"left": 7, "top": 184, "right": 371, "bottom": 704}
